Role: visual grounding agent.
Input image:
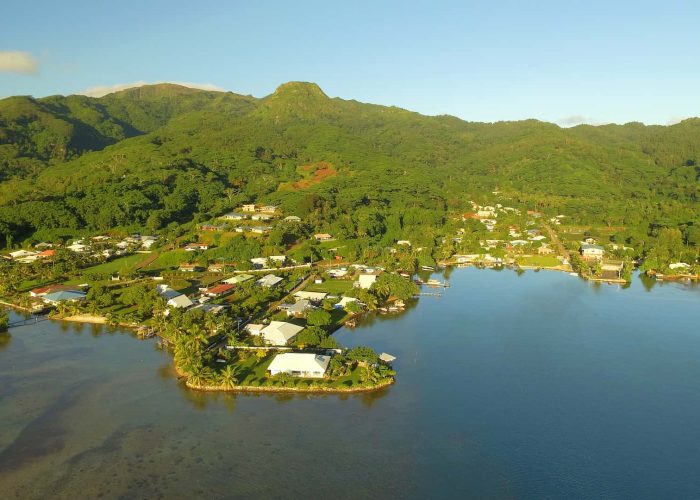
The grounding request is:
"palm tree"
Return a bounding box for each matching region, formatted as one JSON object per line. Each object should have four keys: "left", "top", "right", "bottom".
{"left": 218, "top": 365, "right": 239, "bottom": 389}
{"left": 203, "top": 313, "right": 218, "bottom": 336}
{"left": 187, "top": 365, "right": 216, "bottom": 387}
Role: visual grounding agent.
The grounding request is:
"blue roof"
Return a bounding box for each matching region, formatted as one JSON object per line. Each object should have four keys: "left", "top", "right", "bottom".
{"left": 44, "top": 290, "right": 86, "bottom": 302}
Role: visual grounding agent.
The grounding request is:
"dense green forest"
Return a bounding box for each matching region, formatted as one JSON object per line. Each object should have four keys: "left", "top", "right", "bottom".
{"left": 0, "top": 82, "right": 698, "bottom": 256}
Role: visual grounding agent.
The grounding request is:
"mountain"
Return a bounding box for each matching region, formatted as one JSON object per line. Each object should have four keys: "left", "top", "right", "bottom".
{"left": 0, "top": 82, "right": 697, "bottom": 248}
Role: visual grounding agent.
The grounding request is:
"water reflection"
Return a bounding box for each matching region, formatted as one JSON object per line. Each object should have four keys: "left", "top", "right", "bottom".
{"left": 0, "top": 331, "right": 11, "bottom": 351}
{"left": 3, "top": 268, "right": 700, "bottom": 499}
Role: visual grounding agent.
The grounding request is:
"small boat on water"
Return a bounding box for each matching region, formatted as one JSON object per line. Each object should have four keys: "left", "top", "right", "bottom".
{"left": 421, "top": 265, "right": 435, "bottom": 271}
{"left": 425, "top": 279, "right": 450, "bottom": 287}
{"left": 569, "top": 272, "right": 578, "bottom": 277}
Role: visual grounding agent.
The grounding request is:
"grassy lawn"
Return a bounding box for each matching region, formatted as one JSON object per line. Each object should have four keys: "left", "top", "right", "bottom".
{"left": 228, "top": 353, "right": 364, "bottom": 389}
{"left": 305, "top": 279, "right": 353, "bottom": 295}
{"left": 80, "top": 253, "right": 149, "bottom": 276}
{"left": 18, "top": 278, "right": 55, "bottom": 293}
{"left": 144, "top": 249, "right": 192, "bottom": 272}
{"left": 235, "top": 354, "right": 275, "bottom": 385}
{"left": 328, "top": 308, "right": 349, "bottom": 330}
{"left": 516, "top": 255, "right": 561, "bottom": 267}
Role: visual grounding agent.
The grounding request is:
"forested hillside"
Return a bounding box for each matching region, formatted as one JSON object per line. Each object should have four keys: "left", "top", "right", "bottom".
{"left": 0, "top": 82, "right": 697, "bottom": 252}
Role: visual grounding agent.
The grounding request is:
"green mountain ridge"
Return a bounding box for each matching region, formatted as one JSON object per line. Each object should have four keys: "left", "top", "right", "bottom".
{"left": 0, "top": 82, "right": 698, "bottom": 248}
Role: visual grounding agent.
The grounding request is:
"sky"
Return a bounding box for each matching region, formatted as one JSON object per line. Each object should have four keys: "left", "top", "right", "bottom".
{"left": 1, "top": 0, "right": 699, "bottom": 126}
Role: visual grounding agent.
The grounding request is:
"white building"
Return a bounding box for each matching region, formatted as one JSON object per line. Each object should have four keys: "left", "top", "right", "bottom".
{"left": 581, "top": 244, "right": 605, "bottom": 261}
{"left": 356, "top": 273, "right": 379, "bottom": 289}
{"left": 261, "top": 321, "right": 304, "bottom": 346}
{"left": 294, "top": 291, "right": 328, "bottom": 302}
{"left": 335, "top": 296, "right": 360, "bottom": 309}
{"left": 267, "top": 353, "right": 330, "bottom": 378}
{"left": 256, "top": 274, "right": 283, "bottom": 288}
{"left": 245, "top": 323, "right": 265, "bottom": 336}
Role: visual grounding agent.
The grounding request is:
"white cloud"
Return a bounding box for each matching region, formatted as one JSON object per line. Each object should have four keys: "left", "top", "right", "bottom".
{"left": 76, "top": 80, "right": 225, "bottom": 97}
{"left": 0, "top": 51, "right": 38, "bottom": 74}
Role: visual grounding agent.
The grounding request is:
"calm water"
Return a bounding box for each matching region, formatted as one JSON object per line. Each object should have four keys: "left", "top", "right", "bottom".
{"left": 1, "top": 269, "right": 700, "bottom": 499}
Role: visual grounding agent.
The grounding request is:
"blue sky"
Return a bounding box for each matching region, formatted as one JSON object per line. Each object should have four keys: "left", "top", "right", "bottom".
{"left": 1, "top": 0, "right": 698, "bottom": 125}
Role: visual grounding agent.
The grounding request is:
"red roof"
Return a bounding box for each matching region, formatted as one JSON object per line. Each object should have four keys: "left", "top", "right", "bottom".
{"left": 37, "top": 249, "right": 56, "bottom": 257}
{"left": 30, "top": 284, "right": 79, "bottom": 295}
{"left": 206, "top": 284, "right": 235, "bottom": 296}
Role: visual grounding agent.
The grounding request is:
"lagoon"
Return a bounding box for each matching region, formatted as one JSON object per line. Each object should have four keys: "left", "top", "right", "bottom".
{"left": 1, "top": 268, "right": 700, "bottom": 499}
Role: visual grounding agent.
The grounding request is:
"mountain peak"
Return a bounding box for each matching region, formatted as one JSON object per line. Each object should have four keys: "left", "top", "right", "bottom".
{"left": 271, "top": 82, "right": 328, "bottom": 99}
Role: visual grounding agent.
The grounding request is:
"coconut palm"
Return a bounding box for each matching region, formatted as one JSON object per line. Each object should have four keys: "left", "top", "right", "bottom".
{"left": 218, "top": 365, "right": 239, "bottom": 389}
{"left": 187, "top": 364, "right": 216, "bottom": 387}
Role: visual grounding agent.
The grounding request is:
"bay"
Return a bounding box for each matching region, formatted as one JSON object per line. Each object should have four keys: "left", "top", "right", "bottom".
{"left": 1, "top": 268, "right": 699, "bottom": 499}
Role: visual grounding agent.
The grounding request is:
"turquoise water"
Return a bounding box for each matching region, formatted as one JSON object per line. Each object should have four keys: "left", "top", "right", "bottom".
{"left": 1, "top": 268, "right": 699, "bottom": 499}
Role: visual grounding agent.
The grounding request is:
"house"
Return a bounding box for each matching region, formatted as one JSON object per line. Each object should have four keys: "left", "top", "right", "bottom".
{"left": 201, "top": 224, "right": 226, "bottom": 232}
{"left": 583, "top": 237, "right": 597, "bottom": 244}
{"left": 284, "top": 215, "right": 301, "bottom": 222}
{"left": 241, "top": 204, "right": 256, "bottom": 212}
{"left": 454, "top": 254, "right": 480, "bottom": 264}
{"left": 580, "top": 244, "right": 605, "bottom": 261}
{"left": 379, "top": 353, "right": 397, "bottom": 364}
{"left": 207, "top": 263, "right": 227, "bottom": 273}
{"left": 257, "top": 274, "right": 283, "bottom": 288}
{"left": 477, "top": 209, "right": 496, "bottom": 218}
{"left": 223, "top": 274, "right": 254, "bottom": 285}
{"left": 204, "top": 283, "right": 235, "bottom": 298}
{"left": 510, "top": 239, "right": 529, "bottom": 246}
{"left": 397, "top": 240, "right": 411, "bottom": 247}
{"left": 259, "top": 205, "right": 278, "bottom": 213}
{"left": 267, "top": 352, "right": 330, "bottom": 378}
{"left": 30, "top": 285, "right": 81, "bottom": 297}
{"left": 286, "top": 299, "right": 312, "bottom": 317}
{"left": 185, "top": 243, "right": 209, "bottom": 252}
{"left": 327, "top": 268, "right": 348, "bottom": 278}
{"left": 294, "top": 291, "right": 328, "bottom": 303}
{"left": 9, "top": 249, "right": 38, "bottom": 260}
{"left": 260, "top": 321, "right": 304, "bottom": 345}
{"left": 245, "top": 323, "right": 265, "bottom": 336}
{"left": 669, "top": 262, "right": 691, "bottom": 271}
{"left": 356, "top": 273, "right": 379, "bottom": 289}
{"left": 36, "top": 249, "right": 56, "bottom": 259}
{"left": 43, "top": 290, "right": 87, "bottom": 305}
{"left": 482, "top": 254, "right": 503, "bottom": 266}
{"left": 529, "top": 235, "right": 547, "bottom": 242}
{"left": 141, "top": 238, "right": 158, "bottom": 249}
{"left": 250, "top": 226, "right": 273, "bottom": 234}
{"left": 67, "top": 243, "right": 88, "bottom": 253}
{"left": 179, "top": 263, "right": 201, "bottom": 272}
{"left": 251, "top": 214, "right": 273, "bottom": 221}
{"left": 335, "top": 296, "right": 360, "bottom": 310}
{"left": 192, "top": 303, "right": 227, "bottom": 315}
{"left": 158, "top": 286, "right": 194, "bottom": 309}
{"left": 314, "top": 233, "right": 333, "bottom": 242}
{"left": 250, "top": 255, "right": 285, "bottom": 268}
{"left": 538, "top": 244, "right": 554, "bottom": 255}
{"left": 220, "top": 212, "right": 247, "bottom": 220}
{"left": 167, "top": 294, "right": 194, "bottom": 309}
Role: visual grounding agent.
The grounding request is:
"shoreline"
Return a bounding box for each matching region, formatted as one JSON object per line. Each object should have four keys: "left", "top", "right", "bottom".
{"left": 174, "top": 360, "right": 394, "bottom": 394}
{"left": 184, "top": 377, "right": 394, "bottom": 394}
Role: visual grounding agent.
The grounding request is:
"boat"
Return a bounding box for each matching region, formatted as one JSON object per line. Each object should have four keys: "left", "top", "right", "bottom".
{"left": 421, "top": 265, "right": 435, "bottom": 271}
{"left": 569, "top": 272, "right": 578, "bottom": 276}
{"left": 425, "top": 279, "right": 450, "bottom": 287}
